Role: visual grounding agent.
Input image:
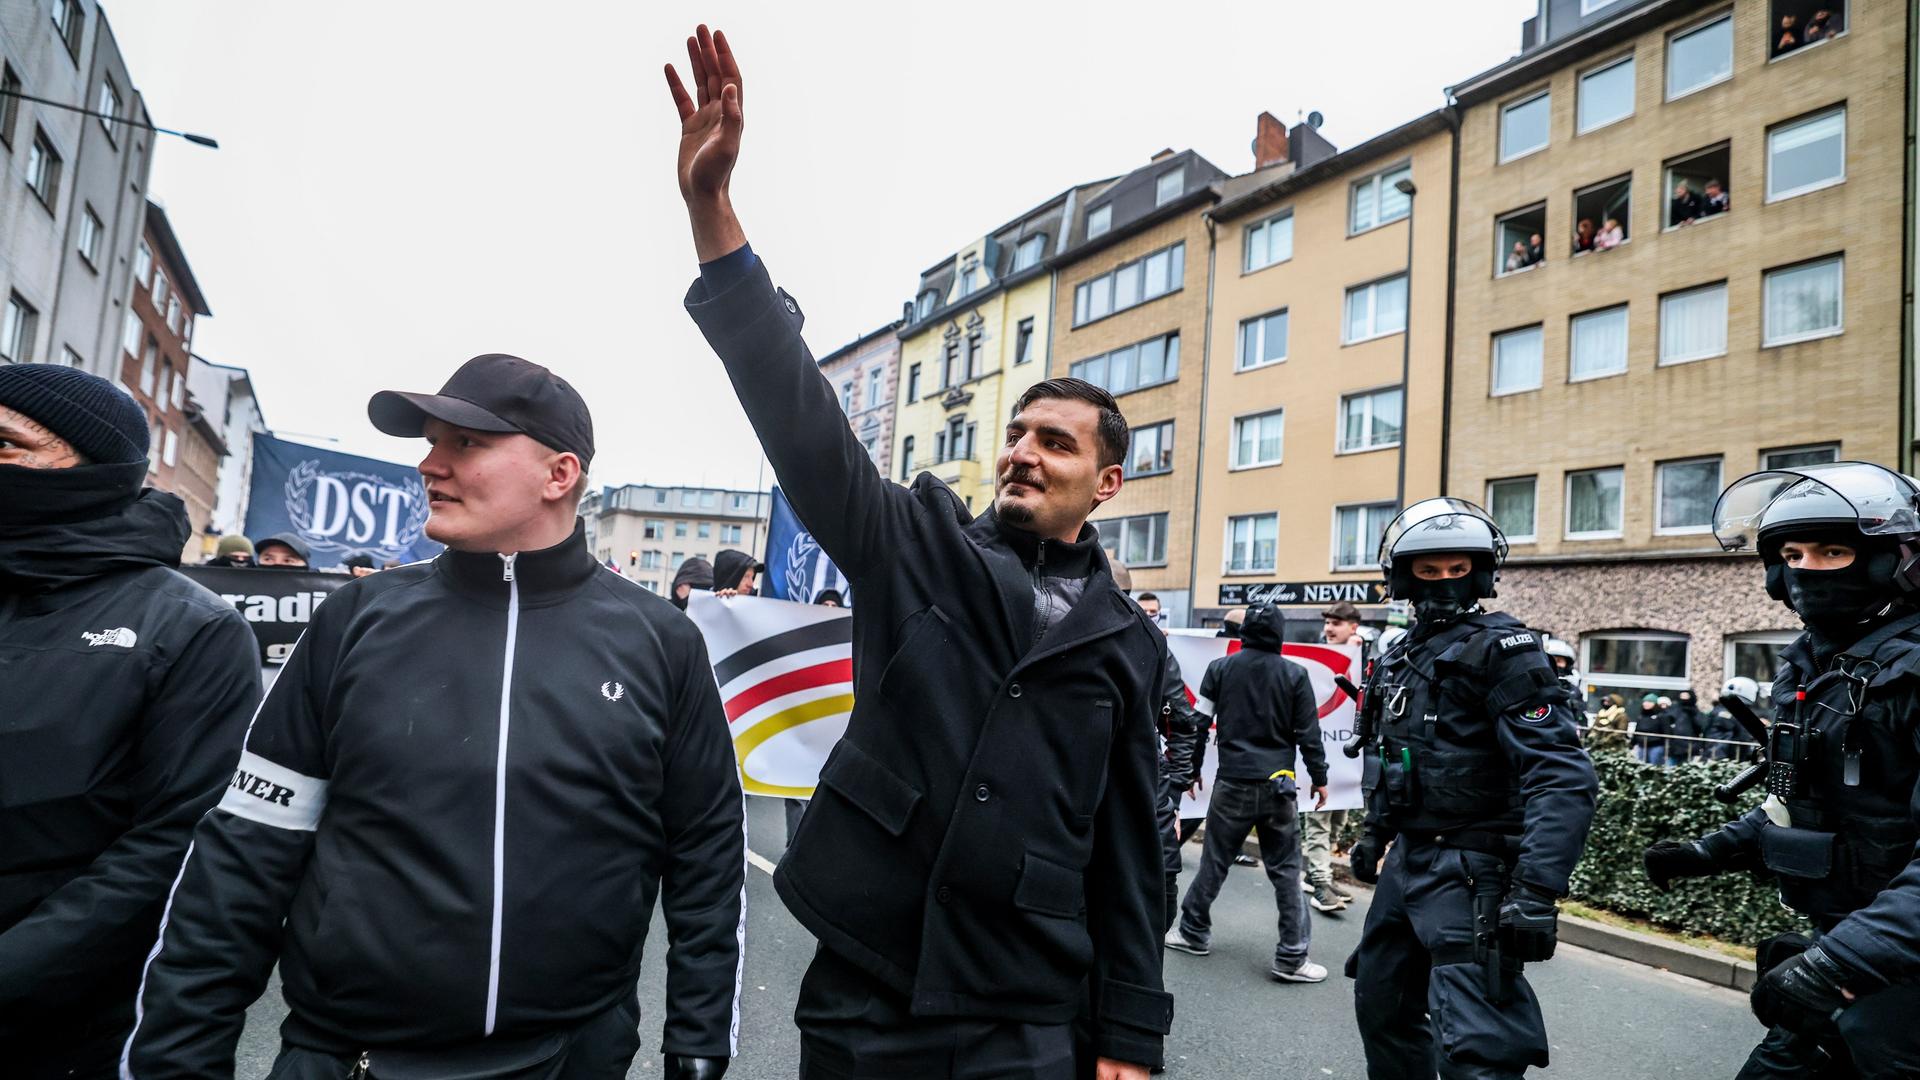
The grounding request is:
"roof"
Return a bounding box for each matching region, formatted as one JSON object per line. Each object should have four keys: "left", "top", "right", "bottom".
{"left": 817, "top": 319, "right": 904, "bottom": 369}
{"left": 1447, "top": 0, "right": 1714, "bottom": 107}
{"left": 1209, "top": 110, "right": 1454, "bottom": 225}
{"left": 144, "top": 201, "right": 212, "bottom": 317}
{"left": 1050, "top": 149, "right": 1229, "bottom": 266}
{"left": 899, "top": 183, "right": 1099, "bottom": 340}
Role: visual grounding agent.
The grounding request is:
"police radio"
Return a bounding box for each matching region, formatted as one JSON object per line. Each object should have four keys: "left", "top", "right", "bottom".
{"left": 1766, "top": 722, "right": 1805, "bottom": 798}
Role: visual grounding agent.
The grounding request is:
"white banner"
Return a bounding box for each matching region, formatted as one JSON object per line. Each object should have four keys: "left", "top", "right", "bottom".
{"left": 1164, "top": 632, "right": 1364, "bottom": 816}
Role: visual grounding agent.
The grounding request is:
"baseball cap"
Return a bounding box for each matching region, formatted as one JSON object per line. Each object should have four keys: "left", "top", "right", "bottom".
{"left": 367, "top": 354, "right": 594, "bottom": 465}
{"left": 1322, "top": 601, "right": 1362, "bottom": 622}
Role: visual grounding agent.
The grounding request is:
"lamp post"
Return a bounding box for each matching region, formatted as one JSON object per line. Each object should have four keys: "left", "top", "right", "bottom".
{"left": 1392, "top": 177, "right": 1416, "bottom": 514}
{"left": 0, "top": 88, "right": 218, "bottom": 147}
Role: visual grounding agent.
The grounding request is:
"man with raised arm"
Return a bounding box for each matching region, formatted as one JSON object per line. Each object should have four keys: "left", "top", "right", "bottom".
{"left": 669, "top": 25, "right": 1173, "bottom": 1080}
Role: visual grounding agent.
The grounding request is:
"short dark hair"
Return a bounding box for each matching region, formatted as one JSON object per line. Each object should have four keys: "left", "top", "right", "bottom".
{"left": 1138, "top": 592, "right": 1160, "bottom": 604}
{"left": 1010, "top": 378, "right": 1128, "bottom": 470}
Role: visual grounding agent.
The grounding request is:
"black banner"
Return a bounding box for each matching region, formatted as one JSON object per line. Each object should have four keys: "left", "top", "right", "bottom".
{"left": 1218, "top": 580, "right": 1390, "bottom": 607}
{"left": 180, "top": 565, "right": 351, "bottom": 667}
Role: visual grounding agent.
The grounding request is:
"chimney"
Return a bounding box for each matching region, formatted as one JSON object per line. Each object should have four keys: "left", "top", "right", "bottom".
{"left": 1252, "top": 112, "right": 1290, "bottom": 170}
{"left": 1149, "top": 147, "right": 1176, "bottom": 162}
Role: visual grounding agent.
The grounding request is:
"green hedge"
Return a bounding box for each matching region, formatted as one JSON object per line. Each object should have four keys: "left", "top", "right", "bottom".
{"left": 1567, "top": 750, "right": 1807, "bottom": 947}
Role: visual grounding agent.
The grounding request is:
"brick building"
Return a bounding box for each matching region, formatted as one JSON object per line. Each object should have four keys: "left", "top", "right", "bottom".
{"left": 119, "top": 199, "right": 211, "bottom": 522}
{"left": 817, "top": 319, "right": 903, "bottom": 479}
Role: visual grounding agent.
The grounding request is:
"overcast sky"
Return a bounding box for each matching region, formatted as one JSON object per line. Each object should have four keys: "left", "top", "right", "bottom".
{"left": 105, "top": 0, "right": 1534, "bottom": 492}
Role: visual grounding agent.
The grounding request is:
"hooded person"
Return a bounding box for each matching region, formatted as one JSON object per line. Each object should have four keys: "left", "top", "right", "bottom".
{"left": 711, "top": 548, "right": 761, "bottom": 596}
{"left": 254, "top": 531, "right": 312, "bottom": 568}
{"left": 0, "top": 364, "right": 261, "bottom": 1077}
{"left": 206, "top": 533, "right": 255, "bottom": 566}
{"left": 671, "top": 555, "right": 715, "bottom": 610}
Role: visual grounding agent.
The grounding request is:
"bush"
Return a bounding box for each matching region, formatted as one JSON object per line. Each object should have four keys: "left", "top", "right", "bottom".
{"left": 1568, "top": 750, "right": 1807, "bottom": 947}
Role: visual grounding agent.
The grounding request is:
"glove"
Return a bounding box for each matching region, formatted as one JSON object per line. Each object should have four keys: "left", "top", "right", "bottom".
{"left": 1643, "top": 840, "right": 1717, "bottom": 891}
{"left": 664, "top": 1057, "right": 729, "bottom": 1080}
{"left": 1349, "top": 834, "right": 1385, "bottom": 884}
{"left": 1498, "top": 883, "right": 1560, "bottom": 962}
{"left": 1752, "top": 946, "right": 1853, "bottom": 1037}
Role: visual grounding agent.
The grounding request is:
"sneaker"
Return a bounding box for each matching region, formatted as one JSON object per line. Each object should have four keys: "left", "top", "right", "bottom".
{"left": 1300, "top": 872, "right": 1314, "bottom": 894}
{"left": 1329, "top": 882, "right": 1356, "bottom": 902}
{"left": 1235, "top": 853, "right": 1258, "bottom": 867}
{"left": 1310, "top": 885, "right": 1347, "bottom": 913}
{"left": 1164, "top": 926, "right": 1210, "bottom": 956}
{"left": 1270, "top": 959, "right": 1330, "bottom": 983}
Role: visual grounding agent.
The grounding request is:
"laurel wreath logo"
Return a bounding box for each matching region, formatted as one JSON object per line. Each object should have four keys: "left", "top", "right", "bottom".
{"left": 283, "top": 459, "right": 432, "bottom": 558}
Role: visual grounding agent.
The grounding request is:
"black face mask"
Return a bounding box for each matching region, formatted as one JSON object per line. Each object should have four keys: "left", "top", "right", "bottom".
{"left": 1784, "top": 561, "right": 1895, "bottom": 642}
{"left": 1411, "top": 576, "right": 1477, "bottom": 625}
{"left": 0, "top": 461, "right": 148, "bottom": 527}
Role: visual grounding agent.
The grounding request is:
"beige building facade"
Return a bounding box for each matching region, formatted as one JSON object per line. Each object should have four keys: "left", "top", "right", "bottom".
{"left": 1446, "top": 0, "right": 1907, "bottom": 706}
{"left": 581, "top": 483, "right": 771, "bottom": 597}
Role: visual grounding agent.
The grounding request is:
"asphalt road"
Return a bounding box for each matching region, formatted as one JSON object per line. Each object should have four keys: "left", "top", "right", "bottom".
{"left": 237, "top": 798, "right": 1766, "bottom": 1078}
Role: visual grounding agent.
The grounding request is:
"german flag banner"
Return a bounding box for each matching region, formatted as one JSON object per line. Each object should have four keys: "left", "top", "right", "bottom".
{"left": 687, "top": 593, "right": 851, "bottom": 799}
{"left": 1164, "top": 632, "right": 1364, "bottom": 816}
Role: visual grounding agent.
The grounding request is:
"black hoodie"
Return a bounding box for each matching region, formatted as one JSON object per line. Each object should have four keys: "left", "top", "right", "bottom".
{"left": 711, "top": 549, "right": 760, "bottom": 594}
{"left": 0, "top": 486, "right": 261, "bottom": 1052}
{"left": 1193, "top": 607, "right": 1330, "bottom": 786}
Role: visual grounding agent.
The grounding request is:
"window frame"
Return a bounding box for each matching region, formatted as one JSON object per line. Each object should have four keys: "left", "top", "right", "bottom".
{"left": 1581, "top": 0, "right": 1623, "bottom": 13}
{"left": 1236, "top": 307, "right": 1289, "bottom": 372}
{"left": 1760, "top": 442, "right": 1841, "bottom": 469}
{"left": 1, "top": 291, "right": 37, "bottom": 363}
{"left": 1654, "top": 455, "right": 1724, "bottom": 535}
{"left": 1567, "top": 303, "right": 1630, "bottom": 383}
{"left": 26, "top": 126, "right": 62, "bottom": 211}
{"left": 1343, "top": 272, "right": 1409, "bottom": 345}
{"left": 1575, "top": 52, "right": 1636, "bottom": 135}
{"left": 1349, "top": 162, "right": 1413, "bottom": 236}
{"left": 1765, "top": 104, "right": 1847, "bottom": 203}
{"left": 1087, "top": 204, "right": 1112, "bottom": 238}
{"left": 1494, "top": 202, "right": 1548, "bottom": 279}
{"left": 1071, "top": 241, "right": 1184, "bottom": 328}
{"left": 96, "top": 77, "right": 120, "bottom": 146}
{"left": 52, "top": 0, "right": 83, "bottom": 61}
{"left": 1662, "top": 141, "right": 1733, "bottom": 232}
{"left": 1724, "top": 630, "right": 1797, "bottom": 708}
{"left": 1762, "top": 254, "right": 1845, "bottom": 347}
{"left": 1565, "top": 465, "right": 1627, "bottom": 540}
{"left": 1014, "top": 317, "right": 1035, "bottom": 366}
{"left": 1657, "top": 280, "right": 1729, "bottom": 366}
{"left": 1584, "top": 630, "right": 1692, "bottom": 693}
{"left": 865, "top": 366, "right": 885, "bottom": 408}
{"left": 1486, "top": 475, "right": 1540, "bottom": 543}
{"left": 1331, "top": 501, "right": 1399, "bottom": 572}
{"left": 1012, "top": 234, "right": 1047, "bottom": 272}
{"left": 1066, "top": 331, "right": 1180, "bottom": 398}
{"left": 1665, "top": 10, "right": 1735, "bottom": 101}
{"left": 1572, "top": 172, "right": 1634, "bottom": 253}
{"left": 1490, "top": 323, "right": 1545, "bottom": 397}
{"left": 1499, "top": 89, "right": 1552, "bottom": 164}
{"left": 0, "top": 64, "right": 20, "bottom": 149}
{"left": 1768, "top": 0, "right": 1851, "bottom": 62}
{"left": 1124, "top": 419, "right": 1176, "bottom": 479}
{"left": 1229, "top": 407, "right": 1286, "bottom": 471}
{"left": 1098, "top": 512, "right": 1170, "bottom": 568}
{"left": 1335, "top": 385, "right": 1404, "bottom": 455}
{"left": 1224, "top": 511, "right": 1280, "bottom": 574}
{"left": 1243, "top": 210, "right": 1294, "bottom": 273}
{"left": 1155, "top": 166, "right": 1186, "bottom": 207}
{"left": 76, "top": 203, "right": 102, "bottom": 269}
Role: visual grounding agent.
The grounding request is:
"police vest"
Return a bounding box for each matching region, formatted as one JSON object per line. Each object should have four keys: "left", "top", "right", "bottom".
{"left": 1759, "top": 612, "right": 1920, "bottom": 925}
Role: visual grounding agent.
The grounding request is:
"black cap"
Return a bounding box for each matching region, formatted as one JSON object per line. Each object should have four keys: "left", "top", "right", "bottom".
{"left": 1322, "top": 601, "right": 1362, "bottom": 622}
{"left": 255, "top": 532, "right": 311, "bottom": 561}
{"left": 368, "top": 354, "right": 594, "bottom": 465}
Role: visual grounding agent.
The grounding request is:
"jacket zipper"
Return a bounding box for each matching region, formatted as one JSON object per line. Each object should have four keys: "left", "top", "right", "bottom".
{"left": 485, "top": 552, "right": 521, "bottom": 1035}
{"left": 349, "top": 1051, "right": 371, "bottom": 1079}
{"left": 1029, "top": 539, "right": 1050, "bottom": 650}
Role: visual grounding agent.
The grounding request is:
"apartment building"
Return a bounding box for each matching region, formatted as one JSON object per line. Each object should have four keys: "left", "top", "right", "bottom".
{"left": 186, "top": 355, "right": 268, "bottom": 536}
{"left": 818, "top": 319, "right": 903, "bottom": 478}
{"left": 1191, "top": 112, "right": 1455, "bottom": 631}
{"left": 1054, "top": 149, "right": 1227, "bottom": 627}
{"left": 1446, "top": 0, "right": 1905, "bottom": 707}
{"left": 581, "top": 483, "right": 771, "bottom": 595}
{"left": 893, "top": 186, "right": 1097, "bottom": 508}
{"left": 123, "top": 199, "right": 211, "bottom": 497}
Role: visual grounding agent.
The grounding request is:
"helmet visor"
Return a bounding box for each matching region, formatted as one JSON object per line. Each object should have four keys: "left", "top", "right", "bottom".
{"left": 1712, "top": 462, "right": 1920, "bottom": 552}
{"left": 1376, "top": 497, "right": 1508, "bottom": 565}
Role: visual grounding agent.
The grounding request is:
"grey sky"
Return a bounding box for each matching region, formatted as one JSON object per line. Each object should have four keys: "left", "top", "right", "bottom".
{"left": 106, "top": 0, "right": 1534, "bottom": 491}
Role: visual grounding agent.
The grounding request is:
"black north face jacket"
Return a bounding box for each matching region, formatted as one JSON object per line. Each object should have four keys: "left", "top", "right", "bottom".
{"left": 688, "top": 250, "right": 1173, "bottom": 1067}
{"left": 123, "top": 523, "right": 746, "bottom": 1075}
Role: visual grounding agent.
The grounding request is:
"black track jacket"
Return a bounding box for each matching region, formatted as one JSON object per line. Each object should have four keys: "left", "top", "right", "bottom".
{"left": 123, "top": 523, "right": 746, "bottom": 1075}
{"left": 686, "top": 250, "right": 1173, "bottom": 1067}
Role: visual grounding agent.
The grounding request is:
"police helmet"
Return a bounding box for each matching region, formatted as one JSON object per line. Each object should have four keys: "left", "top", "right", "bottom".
{"left": 1377, "top": 497, "right": 1509, "bottom": 601}
{"left": 1712, "top": 461, "right": 1920, "bottom": 600}
{"left": 1721, "top": 675, "right": 1759, "bottom": 706}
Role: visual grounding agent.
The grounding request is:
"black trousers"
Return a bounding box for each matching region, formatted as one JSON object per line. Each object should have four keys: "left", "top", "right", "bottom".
{"left": 1175, "top": 778, "right": 1309, "bottom": 971}
{"left": 10, "top": 1003, "right": 132, "bottom": 1080}
{"left": 796, "top": 946, "right": 1074, "bottom": 1080}
{"left": 1350, "top": 840, "right": 1549, "bottom": 1080}
{"left": 1734, "top": 982, "right": 1920, "bottom": 1079}
{"left": 262, "top": 994, "right": 642, "bottom": 1080}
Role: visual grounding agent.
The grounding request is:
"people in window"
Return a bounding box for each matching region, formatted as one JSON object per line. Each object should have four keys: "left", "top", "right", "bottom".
{"left": 1595, "top": 217, "right": 1625, "bottom": 250}
{"left": 1670, "top": 181, "right": 1702, "bottom": 227}
{"left": 1804, "top": 8, "right": 1835, "bottom": 43}
{"left": 1702, "top": 178, "right": 1729, "bottom": 217}
{"left": 1777, "top": 12, "right": 1800, "bottom": 52}
{"left": 1573, "top": 217, "right": 1597, "bottom": 255}
{"left": 1506, "top": 241, "right": 1530, "bottom": 274}
{"left": 1528, "top": 233, "right": 1545, "bottom": 265}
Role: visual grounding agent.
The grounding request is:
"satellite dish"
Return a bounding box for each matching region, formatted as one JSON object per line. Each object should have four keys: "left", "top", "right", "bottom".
{"left": 1307, "top": 110, "right": 1325, "bottom": 129}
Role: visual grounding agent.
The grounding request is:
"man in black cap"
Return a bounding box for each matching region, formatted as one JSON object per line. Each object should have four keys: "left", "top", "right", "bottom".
{"left": 126, "top": 355, "right": 746, "bottom": 1080}
{"left": 0, "top": 365, "right": 260, "bottom": 1078}
{"left": 254, "top": 531, "right": 311, "bottom": 568}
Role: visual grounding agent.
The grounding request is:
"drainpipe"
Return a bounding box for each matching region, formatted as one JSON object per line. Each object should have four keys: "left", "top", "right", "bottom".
{"left": 1186, "top": 211, "right": 1219, "bottom": 628}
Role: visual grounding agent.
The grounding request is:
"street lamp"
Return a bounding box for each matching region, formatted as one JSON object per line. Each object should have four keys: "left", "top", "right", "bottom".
{"left": 0, "top": 88, "right": 218, "bottom": 147}
{"left": 1392, "top": 177, "right": 1416, "bottom": 514}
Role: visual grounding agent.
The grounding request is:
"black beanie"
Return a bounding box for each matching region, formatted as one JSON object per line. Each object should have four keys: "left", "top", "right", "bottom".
{"left": 0, "top": 363, "right": 150, "bottom": 465}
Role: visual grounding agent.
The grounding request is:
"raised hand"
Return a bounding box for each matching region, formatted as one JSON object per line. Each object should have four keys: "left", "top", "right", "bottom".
{"left": 664, "top": 24, "right": 747, "bottom": 260}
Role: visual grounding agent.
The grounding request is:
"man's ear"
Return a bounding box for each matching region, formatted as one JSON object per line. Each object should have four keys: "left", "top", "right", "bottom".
{"left": 546, "top": 452, "right": 585, "bottom": 503}
{"left": 1091, "top": 463, "right": 1124, "bottom": 509}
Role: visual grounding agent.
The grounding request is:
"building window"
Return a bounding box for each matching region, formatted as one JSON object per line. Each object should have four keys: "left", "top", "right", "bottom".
{"left": 1491, "top": 325, "right": 1543, "bottom": 396}
{"left": 915, "top": 290, "right": 937, "bottom": 319}
{"left": 1237, "top": 308, "right": 1288, "bottom": 371}
{"left": 1581, "top": 0, "right": 1623, "bottom": 12}
{"left": 865, "top": 366, "right": 884, "bottom": 407}
{"left": 965, "top": 329, "right": 983, "bottom": 379}
{"left": 1013, "top": 234, "right": 1047, "bottom": 272}
{"left": 76, "top": 205, "right": 102, "bottom": 267}
{"left": 697, "top": 522, "right": 713, "bottom": 539}
{"left": 905, "top": 362, "right": 921, "bottom": 403}
{"left": 942, "top": 339, "right": 963, "bottom": 388}
{"left": 1500, "top": 90, "right": 1551, "bottom": 162}
{"left": 152, "top": 271, "right": 169, "bottom": 308}
{"left": 1155, "top": 166, "right": 1186, "bottom": 207}
{"left": 936, "top": 415, "right": 973, "bottom": 462}
{"left": 723, "top": 524, "right": 743, "bottom": 544}
{"left": 641, "top": 550, "right": 664, "bottom": 570}
{"left": 1657, "top": 456, "right": 1722, "bottom": 534}
{"left": 133, "top": 240, "right": 153, "bottom": 289}
{"left": 1762, "top": 443, "right": 1840, "bottom": 469}
{"left": 1771, "top": 0, "right": 1846, "bottom": 58}
{"left": 1666, "top": 143, "right": 1732, "bottom": 229}
{"left": 731, "top": 493, "right": 750, "bottom": 511}
{"left": 1569, "top": 304, "right": 1629, "bottom": 382}
{"left": 121, "top": 310, "right": 141, "bottom": 358}
{"left": 26, "top": 127, "right": 62, "bottom": 210}
{"left": 1726, "top": 631, "right": 1796, "bottom": 717}
{"left": 1343, "top": 273, "right": 1407, "bottom": 343}
{"left": 1072, "top": 242, "right": 1183, "bottom": 326}
{"left": 1067, "top": 333, "right": 1179, "bottom": 396}
{"left": 96, "top": 78, "right": 120, "bottom": 145}
{"left": 1, "top": 293, "right": 36, "bottom": 362}
{"left": 158, "top": 363, "right": 173, "bottom": 412}
{"left": 1014, "top": 318, "right": 1035, "bottom": 365}
{"left": 1487, "top": 476, "right": 1538, "bottom": 542}
{"left": 162, "top": 429, "right": 178, "bottom": 467}
{"left": 1585, "top": 632, "right": 1692, "bottom": 699}
{"left": 1231, "top": 408, "right": 1285, "bottom": 469}
{"left": 52, "top": 0, "right": 82, "bottom": 59}
{"left": 1577, "top": 54, "right": 1635, "bottom": 133}
{"left": 140, "top": 337, "right": 158, "bottom": 396}
{"left": 957, "top": 265, "right": 979, "bottom": 298}
{"left": 1763, "top": 255, "right": 1844, "bottom": 345}
{"left": 1350, "top": 163, "right": 1412, "bottom": 234}
{"left": 899, "top": 435, "right": 915, "bottom": 480}
{"left": 1659, "top": 281, "right": 1728, "bottom": 365}
{"left": 1333, "top": 502, "right": 1398, "bottom": 571}
{"left": 1496, "top": 203, "right": 1547, "bottom": 276}
{"left": 643, "top": 518, "right": 665, "bottom": 539}
{"left": 1667, "top": 13, "right": 1733, "bottom": 99}
{"left": 1125, "top": 420, "right": 1174, "bottom": 478}
{"left": 1244, "top": 211, "right": 1293, "bottom": 272}
{"left": 166, "top": 296, "right": 182, "bottom": 336}
{"left": 1767, "top": 106, "right": 1846, "bottom": 202}
{"left": 1226, "top": 513, "right": 1279, "bottom": 573}
{"left": 1572, "top": 174, "right": 1631, "bottom": 254}
{"left": 654, "top": 490, "right": 669, "bottom": 505}
{"left": 1096, "top": 512, "right": 1169, "bottom": 568}
{"left": 1338, "top": 387, "right": 1403, "bottom": 453}
{"left": 1087, "top": 204, "right": 1112, "bottom": 238}
{"left": 1567, "top": 466, "right": 1625, "bottom": 539}
{"left": 674, "top": 521, "right": 688, "bottom": 538}
{"left": 60, "top": 345, "right": 82, "bottom": 367}
{"left": 838, "top": 380, "right": 854, "bottom": 414}
{"left": 0, "top": 64, "right": 20, "bottom": 148}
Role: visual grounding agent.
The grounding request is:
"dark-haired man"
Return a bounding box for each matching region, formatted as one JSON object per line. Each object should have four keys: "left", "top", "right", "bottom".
{"left": 669, "top": 25, "right": 1171, "bottom": 1079}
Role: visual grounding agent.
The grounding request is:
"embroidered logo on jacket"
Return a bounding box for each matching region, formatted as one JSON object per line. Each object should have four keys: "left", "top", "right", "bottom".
{"left": 80, "top": 627, "right": 139, "bottom": 648}
{"left": 1498, "top": 633, "right": 1536, "bottom": 650}
{"left": 1521, "top": 705, "right": 1552, "bottom": 723}
{"left": 601, "top": 681, "right": 626, "bottom": 702}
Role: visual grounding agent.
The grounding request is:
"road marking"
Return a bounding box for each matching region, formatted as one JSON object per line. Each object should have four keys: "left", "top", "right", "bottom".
{"left": 747, "top": 848, "right": 777, "bottom": 876}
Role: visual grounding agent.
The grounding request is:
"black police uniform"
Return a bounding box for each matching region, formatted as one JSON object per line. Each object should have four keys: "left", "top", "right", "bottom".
{"left": 1350, "top": 610, "right": 1598, "bottom": 1080}
{"left": 1690, "top": 612, "right": 1920, "bottom": 1077}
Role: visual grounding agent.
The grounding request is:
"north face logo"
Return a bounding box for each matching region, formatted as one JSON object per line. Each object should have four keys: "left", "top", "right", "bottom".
{"left": 81, "top": 627, "right": 138, "bottom": 648}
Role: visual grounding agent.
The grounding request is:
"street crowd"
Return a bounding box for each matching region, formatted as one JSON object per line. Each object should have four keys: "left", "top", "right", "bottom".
{"left": 2, "top": 22, "right": 1917, "bottom": 1080}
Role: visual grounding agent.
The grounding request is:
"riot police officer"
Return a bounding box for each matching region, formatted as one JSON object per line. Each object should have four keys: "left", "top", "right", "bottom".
{"left": 1346, "top": 498, "right": 1598, "bottom": 1080}
{"left": 1643, "top": 462, "right": 1920, "bottom": 1077}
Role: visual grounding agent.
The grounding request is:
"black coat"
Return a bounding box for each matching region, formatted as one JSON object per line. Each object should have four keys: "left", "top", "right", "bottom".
{"left": 687, "top": 253, "right": 1173, "bottom": 1067}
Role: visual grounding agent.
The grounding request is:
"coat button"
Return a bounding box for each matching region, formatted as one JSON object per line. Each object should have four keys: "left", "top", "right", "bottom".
{"left": 1009, "top": 683, "right": 1023, "bottom": 698}
{"left": 975, "top": 784, "right": 991, "bottom": 802}
{"left": 784, "top": 297, "right": 798, "bottom": 314}
{"left": 936, "top": 886, "right": 953, "bottom": 904}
